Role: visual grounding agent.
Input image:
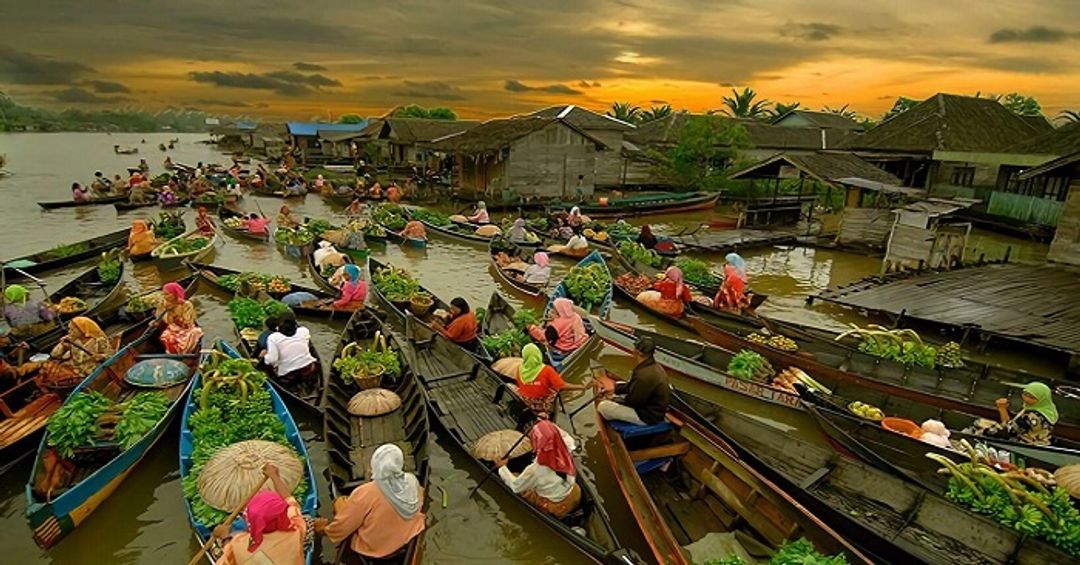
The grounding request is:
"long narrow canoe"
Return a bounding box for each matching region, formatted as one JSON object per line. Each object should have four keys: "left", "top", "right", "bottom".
{"left": 37, "top": 194, "right": 127, "bottom": 210}
{"left": 180, "top": 340, "right": 318, "bottom": 565}
{"left": 411, "top": 212, "right": 495, "bottom": 245}
{"left": 593, "top": 368, "right": 871, "bottom": 565}
{"left": 114, "top": 197, "right": 191, "bottom": 212}
{"left": 189, "top": 262, "right": 359, "bottom": 320}
{"left": 325, "top": 320, "right": 430, "bottom": 565}
{"left": 607, "top": 250, "right": 697, "bottom": 330}
{"left": 481, "top": 292, "right": 597, "bottom": 375}
{"left": 3, "top": 228, "right": 129, "bottom": 279}
{"left": 401, "top": 328, "right": 637, "bottom": 564}
{"left": 546, "top": 250, "right": 613, "bottom": 320}
{"left": 7, "top": 262, "right": 127, "bottom": 349}
{"left": 25, "top": 323, "right": 199, "bottom": 549}
{"left": 217, "top": 206, "right": 269, "bottom": 243}
{"left": 549, "top": 192, "right": 720, "bottom": 219}
{"left": 150, "top": 228, "right": 217, "bottom": 271}
{"left": 489, "top": 237, "right": 547, "bottom": 299}
{"left": 233, "top": 314, "right": 334, "bottom": 416}
{"left": 677, "top": 390, "right": 1071, "bottom": 564}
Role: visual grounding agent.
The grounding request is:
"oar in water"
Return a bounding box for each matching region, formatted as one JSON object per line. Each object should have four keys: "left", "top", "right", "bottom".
{"left": 186, "top": 477, "right": 269, "bottom": 565}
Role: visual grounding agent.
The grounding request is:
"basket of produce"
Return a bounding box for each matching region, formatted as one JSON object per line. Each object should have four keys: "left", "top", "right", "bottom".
{"left": 334, "top": 332, "right": 401, "bottom": 390}
{"left": 849, "top": 401, "right": 885, "bottom": 421}
{"left": 615, "top": 272, "right": 653, "bottom": 296}
{"left": 747, "top": 332, "right": 798, "bottom": 352}
{"left": 56, "top": 296, "right": 88, "bottom": 317}
{"left": 409, "top": 292, "right": 434, "bottom": 316}
{"left": 217, "top": 272, "right": 292, "bottom": 296}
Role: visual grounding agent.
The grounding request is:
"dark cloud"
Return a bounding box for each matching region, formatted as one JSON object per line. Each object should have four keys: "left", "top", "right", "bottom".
{"left": 293, "top": 61, "right": 326, "bottom": 71}
{"left": 979, "top": 56, "right": 1067, "bottom": 74}
{"left": 264, "top": 70, "right": 342, "bottom": 87}
{"left": 576, "top": 80, "right": 602, "bottom": 88}
{"left": 83, "top": 80, "right": 130, "bottom": 93}
{"left": 175, "top": 15, "right": 352, "bottom": 44}
{"left": 649, "top": 99, "right": 669, "bottom": 104}
{"left": 189, "top": 69, "right": 342, "bottom": 96}
{"left": 193, "top": 98, "right": 251, "bottom": 108}
{"left": 504, "top": 80, "right": 583, "bottom": 95}
{"left": 50, "top": 87, "right": 129, "bottom": 104}
{"left": 0, "top": 45, "right": 92, "bottom": 84}
{"left": 781, "top": 22, "right": 842, "bottom": 41}
{"left": 393, "top": 80, "right": 466, "bottom": 101}
{"left": 988, "top": 26, "right": 1080, "bottom": 43}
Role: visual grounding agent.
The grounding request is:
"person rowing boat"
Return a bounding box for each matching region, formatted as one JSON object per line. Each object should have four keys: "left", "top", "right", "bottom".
{"left": 963, "top": 382, "right": 1059, "bottom": 446}
{"left": 212, "top": 464, "right": 312, "bottom": 565}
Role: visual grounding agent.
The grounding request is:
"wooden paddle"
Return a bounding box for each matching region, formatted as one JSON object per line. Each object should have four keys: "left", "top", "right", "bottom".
{"left": 186, "top": 477, "right": 270, "bottom": 565}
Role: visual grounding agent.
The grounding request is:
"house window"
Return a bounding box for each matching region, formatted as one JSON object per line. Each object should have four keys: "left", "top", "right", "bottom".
{"left": 950, "top": 166, "right": 975, "bottom": 187}
{"left": 1044, "top": 177, "right": 1068, "bottom": 201}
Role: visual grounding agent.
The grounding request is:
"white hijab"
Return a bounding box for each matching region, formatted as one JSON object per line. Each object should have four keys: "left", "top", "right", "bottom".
{"left": 372, "top": 444, "right": 421, "bottom": 520}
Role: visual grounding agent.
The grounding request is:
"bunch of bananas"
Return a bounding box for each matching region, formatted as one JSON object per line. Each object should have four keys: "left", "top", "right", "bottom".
{"left": 767, "top": 335, "right": 798, "bottom": 351}
{"left": 848, "top": 401, "right": 884, "bottom": 421}
{"left": 935, "top": 341, "right": 965, "bottom": 369}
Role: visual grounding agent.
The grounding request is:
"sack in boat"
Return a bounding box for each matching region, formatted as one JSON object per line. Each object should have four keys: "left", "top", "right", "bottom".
{"left": 124, "top": 358, "right": 191, "bottom": 388}
{"left": 448, "top": 214, "right": 468, "bottom": 223}
{"left": 474, "top": 225, "right": 502, "bottom": 237}
{"left": 320, "top": 229, "right": 347, "bottom": 246}
{"left": 636, "top": 290, "right": 682, "bottom": 317}
{"left": 472, "top": 429, "right": 532, "bottom": 461}
{"left": 347, "top": 388, "right": 401, "bottom": 416}
{"left": 197, "top": 440, "right": 304, "bottom": 511}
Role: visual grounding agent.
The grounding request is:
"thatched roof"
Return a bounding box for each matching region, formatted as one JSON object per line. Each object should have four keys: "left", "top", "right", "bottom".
{"left": 428, "top": 116, "right": 607, "bottom": 154}
{"left": 377, "top": 118, "right": 481, "bottom": 143}
{"left": 841, "top": 93, "right": 1043, "bottom": 153}
{"left": 773, "top": 110, "right": 863, "bottom": 131}
{"left": 522, "top": 105, "right": 635, "bottom": 131}
{"left": 1009, "top": 122, "right": 1080, "bottom": 156}
{"left": 728, "top": 151, "right": 902, "bottom": 185}
{"left": 628, "top": 113, "right": 850, "bottom": 150}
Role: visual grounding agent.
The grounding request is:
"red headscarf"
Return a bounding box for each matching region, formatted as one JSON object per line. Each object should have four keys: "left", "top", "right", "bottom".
{"left": 245, "top": 491, "right": 294, "bottom": 552}
{"left": 529, "top": 420, "right": 575, "bottom": 476}
{"left": 162, "top": 282, "right": 186, "bottom": 301}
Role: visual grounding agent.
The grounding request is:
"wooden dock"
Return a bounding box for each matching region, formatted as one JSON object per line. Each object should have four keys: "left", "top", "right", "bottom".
{"left": 813, "top": 263, "right": 1080, "bottom": 362}
{"left": 671, "top": 228, "right": 798, "bottom": 253}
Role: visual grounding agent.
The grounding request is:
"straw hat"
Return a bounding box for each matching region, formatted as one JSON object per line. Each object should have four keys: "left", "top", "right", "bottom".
{"left": 197, "top": 440, "right": 303, "bottom": 511}
{"left": 347, "top": 388, "right": 401, "bottom": 416}
{"left": 491, "top": 357, "right": 523, "bottom": 379}
{"left": 471, "top": 429, "right": 533, "bottom": 461}
{"left": 1055, "top": 464, "right": 1080, "bottom": 498}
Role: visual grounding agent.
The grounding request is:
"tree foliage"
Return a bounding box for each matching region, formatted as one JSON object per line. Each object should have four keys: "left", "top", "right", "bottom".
{"left": 607, "top": 101, "right": 641, "bottom": 123}
{"left": 391, "top": 104, "right": 457, "bottom": 120}
{"left": 638, "top": 104, "right": 673, "bottom": 123}
{"left": 822, "top": 104, "right": 858, "bottom": 119}
{"left": 881, "top": 96, "right": 918, "bottom": 122}
{"left": 645, "top": 115, "right": 750, "bottom": 191}
{"left": 718, "top": 87, "right": 770, "bottom": 119}
{"left": 0, "top": 92, "right": 218, "bottom": 132}
{"left": 338, "top": 113, "right": 364, "bottom": 124}
{"left": 769, "top": 101, "right": 800, "bottom": 119}
{"left": 999, "top": 93, "right": 1042, "bottom": 117}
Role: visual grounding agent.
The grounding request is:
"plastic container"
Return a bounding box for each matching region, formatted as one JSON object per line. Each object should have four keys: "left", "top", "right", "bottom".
{"left": 881, "top": 417, "right": 923, "bottom": 439}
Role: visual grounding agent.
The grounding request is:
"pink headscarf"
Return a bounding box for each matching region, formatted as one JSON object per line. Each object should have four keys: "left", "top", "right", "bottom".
{"left": 245, "top": 491, "right": 294, "bottom": 552}
{"left": 553, "top": 297, "right": 587, "bottom": 344}
{"left": 162, "top": 282, "right": 186, "bottom": 301}
{"left": 529, "top": 420, "right": 575, "bottom": 476}
{"left": 665, "top": 266, "right": 685, "bottom": 296}
{"left": 533, "top": 252, "right": 549, "bottom": 268}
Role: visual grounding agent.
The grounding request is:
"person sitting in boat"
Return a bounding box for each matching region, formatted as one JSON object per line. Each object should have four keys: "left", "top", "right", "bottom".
{"left": 263, "top": 311, "right": 317, "bottom": 384}
{"left": 368, "top": 181, "right": 383, "bottom": 200}
{"left": 467, "top": 201, "right": 490, "bottom": 224}
{"left": 400, "top": 220, "right": 427, "bottom": 242}
{"left": 385, "top": 182, "right": 402, "bottom": 204}
{"left": 158, "top": 185, "right": 178, "bottom": 207}
{"left": 434, "top": 297, "right": 479, "bottom": 350}
{"left": 128, "top": 170, "right": 145, "bottom": 188}
{"left": 127, "top": 180, "right": 151, "bottom": 205}
{"left": 44, "top": 317, "right": 115, "bottom": 384}
{"left": 513, "top": 344, "right": 587, "bottom": 416}
{"left": 713, "top": 253, "right": 750, "bottom": 311}
{"left": 964, "top": 382, "right": 1058, "bottom": 446}
{"left": 521, "top": 251, "right": 551, "bottom": 286}
{"left": 314, "top": 174, "right": 328, "bottom": 194}
{"left": 344, "top": 198, "right": 367, "bottom": 218}
{"left": 637, "top": 224, "right": 658, "bottom": 250}
{"left": 138, "top": 158, "right": 149, "bottom": 173}
{"left": 72, "top": 182, "right": 91, "bottom": 203}
{"left": 332, "top": 265, "right": 367, "bottom": 310}
{"left": 284, "top": 177, "right": 306, "bottom": 197}
{"left": 314, "top": 241, "right": 347, "bottom": 271}
{"left": 597, "top": 337, "right": 670, "bottom": 426}
{"left": 564, "top": 233, "right": 589, "bottom": 257}
{"left": 566, "top": 206, "right": 584, "bottom": 232}
{"left": 92, "top": 171, "right": 113, "bottom": 194}
{"left": 276, "top": 205, "right": 301, "bottom": 229}
{"left": 318, "top": 444, "right": 425, "bottom": 561}
{"left": 529, "top": 297, "right": 589, "bottom": 355}
{"left": 128, "top": 219, "right": 158, "bottom": 256}
{"left": 495, "top": 418, "right": 581, "bottom": 518}
{"left": 253, "top": 313, "right": 279, "bottom": 359}
{"left": 644, "top": 266, "right": 693, "bottom": 317}
{"left": 3, "top": 285, "right": 56, "bottom": 338}
{"left": 195, "top": 206, "right": 215, "bottom": 235}
{"left": 213, "top": 463, "right": 310, "bottom": 565}
{"left": 155, "top": 282, "right": 204, "bottom": 354}
{"left": 245, "top": 213, "right": 271, "bottom": 236}
{"left": 507, "top": 218, "right": 531, "bottom": 244}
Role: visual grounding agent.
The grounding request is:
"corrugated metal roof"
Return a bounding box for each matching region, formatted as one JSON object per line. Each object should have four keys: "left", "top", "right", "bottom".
{"left": 287, "top": 121, "right": 368, "bottom": 136}
{"left": 834, "top": 177, "right": 926, "bottom": 198}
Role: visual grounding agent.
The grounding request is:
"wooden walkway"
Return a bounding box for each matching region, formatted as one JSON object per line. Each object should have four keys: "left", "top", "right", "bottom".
{"left": 672, "top": 228, "right": 798, "bottom": 253}
{"left": 813, "top": 263, "right": 1080, "bottom": 356}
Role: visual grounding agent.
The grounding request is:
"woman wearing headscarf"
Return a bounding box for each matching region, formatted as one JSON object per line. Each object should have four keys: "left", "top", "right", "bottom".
{"left": 649, "top": 266, "right": 694, "bottom": 317}
{"left": 530, "top": 298, "right": 589, "bottom": 354}
{"left": 967, "top": 382, "right": 1059, "bottom": 446}
{"left": 127, "top": 219, "right": 158, "bottom": 257}
{"left": 714, "top": 253, "right": 749, "bottom": 310}
{"left": 314, "top": 173, "right": 327, "bottom": 193}
{"left": 319, "top": 444, "right": 425, "bottom": 560}
{"left": 195, "top": 206, "right": 215, "bottom": 235}
{"left": 368, "top": 181, "right": 383, "bottom": 200}
{"left": 507, "top": 218, "right": 529, "bottom": 243}
{"left": 158, "top": 185, "right": 177, "bottom": 207}
{"left": 467, "top": 201, "right": 489, "bottom": 224}
{"left": 637, "top": 224, "right": 658, "bottom": 250}
{"left": 566, "top": 207, "right": 583, "bottom": 231}
{"left": 435, "top": 297, "right": 478, "bottom": 349}
{"left": 264, "top": 311, "right": 317, "bottom": 384}
{"left": 332, "top": 264, "right": 367, "bottom": 310}
{"left": 3, "top": 285, "right": 56, "bottom": 336}
{"left": 72, "top": 182, "right": 91, "bottom": 203}
{"left": 385, "top": 183, "right": 401, "bottom": 203}
{"left": 276, "top": 205, "right": 300, "bottom": 230}
{"left": 344, "top": 198, "right": 366, "bottom": 218}
{"left": 513, "top": 344, "right": 586, "bottom": 416}
{"left": 214, "top": 463, "right": 309, "bottom": 565}
{"left": 156, "top": 282, "right": 203, "bottom": 354}
{"left": 522, "top": 252, "right": 551, "bottom": 286}
{"left": 44, "top": 317, "right": 115, "bottom": 383}
{"left": 496, "top": 419, "right": 581, "bottom": 518}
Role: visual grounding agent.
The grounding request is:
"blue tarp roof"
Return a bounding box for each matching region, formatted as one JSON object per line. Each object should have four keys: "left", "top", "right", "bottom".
{"left": 287, "top": 121, "right": 367, "bottom": 136}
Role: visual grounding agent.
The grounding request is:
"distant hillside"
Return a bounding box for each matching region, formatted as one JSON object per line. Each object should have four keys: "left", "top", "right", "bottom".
{"left": 0, "top": 93, "right": 237, "bottom": 133}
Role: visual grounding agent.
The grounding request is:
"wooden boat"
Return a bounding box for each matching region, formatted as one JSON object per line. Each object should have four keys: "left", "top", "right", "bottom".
{"left": 607, "top": 251, "right": 696, "bottom": 330}
{"left": 37, "top": 194, "right": 127, "bottom": 210}
{"left": 25, "top": 323, "right": 199, "bottom": 549}
{"left": 50, "top": 262, "right": 127, "bottom": 322}
{"left": 489, "top": 236, "right": 547, "bottom": 299}
{"left": 324, "top": 320, "right": 430, "bottom": 565}
{"left": 418, "top": 217, "right": 495, "bottom": 245}
{"left": 188, "top": 262, "right": 359, "bottom": 319}
{"left": 113, "top": 197, "right": 191, "bottom": 213}
{"left": 549, "top": 192, "right": 720, "bottom": 219}
{"left": 686, "top": 315, "right": 1080, "bottom": 442}
{"left": 402, "top": 327, "right": 636, "bottom": 564}
{"left": 3, "top": 228, "right": 129, "bottom": 279}
{"left": 481, "top": 292, "right": 597, "bottom": 374}
{"left": 150, "top": 228, "right": 217, "bottom": 271}
{"left": 546, "top": 250, "right": 613, "bottom": 320}
{"left": 592, "top": 368, "right": 870, "bottom": 565}
{"left": 217, "top": 206, "right": 269, "bottom": 242}
{"left": 181, "top": 340, "right": 318, "bottom": 565}
{"left": 608, "top": 242, "right": 723, "bottom": 298}
{"left": 593, "top": 320, "right": 802, "bottom": 412}
{"left": 676, "top": 390, "right": 1071, "bottom": 564}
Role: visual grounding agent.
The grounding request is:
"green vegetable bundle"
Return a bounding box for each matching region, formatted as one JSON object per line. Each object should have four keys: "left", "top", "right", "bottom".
{"left": 46, "top": 391, "right": 112, "bottom": 457}
{"left": 618, "top": 241, "right": 662, "bottom": 268}
{"left": 726, "top": 349, "right": 773, "bottom": 381}
{"left": 153, "top": 211, "right": 186, "bottom": 239}
{"left": 675, "top": 257, "right": 720, "bottom": 290}
{"left": 562, "top": 263, "right": 611, "bottom": 311}
{"left": 705, "top": 538, "right": 849, "bottom": 565}
{"left": 372, "top": 265, "right": 421, "bottom": 302}
{"left": 160, "top": 236, "right": 209, "bottom": 256}
{"left": 113, "top": 392, "right": 170, "bottom": 448}
{"left": 126, "top": 291, "right": 163, "bottom": 314}
{"left": 511, "top": 308, "right": 541, "bottom": 331}
{"left": 306, "top": 219, "right": 335, "bottom": 237}
{"left": 838, "top": 325, "right": 938, "bottom": 369}
{"left": 228, "top": 297, "right": 268, "bottom": 330}
{"left": 372, "top": 203, "right": 407, "bottom": 230}
{"left": 606, "top": 221, "right": 641, "bottom": 239}
{"left": 411, "top": 207, "right": 452, "bottom": 227}
{"left": 334, "top": 333, "right": 401, "bottom": 383}
{"left": 274, "top": 226, "right": 315, "bottom": 246}
{"left": 46, "top": 242, "right": 89, "bottom": 259}
{"left": 97, "top": 251, "right": 122, "bottom": 284}
{"left": 480, "top": 328, "right": 532, "bottom": 359}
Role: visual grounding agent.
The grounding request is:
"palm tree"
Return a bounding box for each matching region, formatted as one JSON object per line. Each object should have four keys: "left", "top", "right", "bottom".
{"left": 1056, "top": 110, "right": 1080, "bottom": 124}
{"left": 718, "top": 87, "right": 771, "bottom": 119}
{"left": 638, "top": 104, "right": 673, "bottom": 123}
{"left": 769, "top": 101, "right": 800, "bottom": 119}
{"left": 607, "top": 102, "right": 641, "bottom": 124}
{"left": 822, "top": 104, "right": 858, "bottom": 119}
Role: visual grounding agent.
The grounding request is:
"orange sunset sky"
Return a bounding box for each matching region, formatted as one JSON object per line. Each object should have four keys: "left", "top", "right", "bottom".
{"left": 1, "top": 0, "right": 1078, "bottom": 121}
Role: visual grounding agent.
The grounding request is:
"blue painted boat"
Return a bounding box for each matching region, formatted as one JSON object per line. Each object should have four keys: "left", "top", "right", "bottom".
{"left": 545, "top": 250, "right": 613, "bottom": 320}
{"left": 25, "top": 322, "right": 200, "bottom": 549}
{"left": 405, "top": 236, "right": 427, "bottom": 249}
{"left": 180, "top": 339, "right": 318, "bottom": 565}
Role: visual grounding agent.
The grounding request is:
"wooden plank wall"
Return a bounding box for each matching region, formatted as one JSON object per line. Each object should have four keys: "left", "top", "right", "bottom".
{"left": 836, "top": 207, "right": 892, "bottom": 247}
{"left": 1049, "top": 179, "right": 1080, "bottom": 266}
{"left": 507, "top": 123, "right": 598, "bottom": 199}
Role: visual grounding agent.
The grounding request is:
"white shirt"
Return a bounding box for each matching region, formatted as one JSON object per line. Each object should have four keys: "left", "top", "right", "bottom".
{"left": 265, "top": 327, "right": 316, "bottom": 376}
{"left": 523, "top": 264, "right": 550, "bottom": 285}
{"left": 567, "top": 235, "right": 588, "bottom": 250}
{"left": 499, "top": 462, "right": 576, "bottom": 502}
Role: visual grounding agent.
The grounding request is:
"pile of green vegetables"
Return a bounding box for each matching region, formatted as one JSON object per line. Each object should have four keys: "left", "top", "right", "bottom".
{"left": 47, "top": 390, "right": 171, "bottom": 457}
{"left": 931, "top": 449, "right": 1080, "bottom": 556}
{"left": 227, "top": 298, "right": 292, "bottom": 330}
{"left": 481, "top": 328, "right": 532, "bottom": 359}
{"left": 562, "top": 263, "right": 611, "bottom": 312}
{"left": 153, "top": 212, "right": 186, "bottom": 239}
{"left": 836, "top": 325, "right": 955, "bottom": 369}
{"left": 305, "top": 219, "right": 335, "bottom": 238}
{"left": 411, "top": 207, "right": 452, "bottom": 227}
{"left": 675, "top": 257, "right": 720, "bottom": 290}
{"left": 126, "top": 291, "right": 163, "bottom": 314}
{"left": 705, "top": 538, "right": 848, "bottom": 565}
{"left": 217, "top": 272, "right": 291, "bottom": 294}
{"left": 45, "top": 242, "right": 89, "bottom": 259}
{"left": 334, "top": 333, "right": 402, "bottom": 384}
{"left": 372, "top": 204, "right": 407, "bottom": 230}
{"left": 618, "top": 241, "right": 662, "bottom": 268}
{"left": 159, "top": 236, "right": 209, "bottom": 256}
{"left": 606, "top": 221, "right": 640, "bottom": 240}
{"left": 97, "top": 252, "right": 122, "bottom": 284}
{"left": 274, "top": 226, "right": 315, "bottom": 246}
{"left": 726, "top": 349, "right": 774, "bottom": 381}
{"left": 512, "top": 308, "right": 541, "bottom": 330}
{"left": 372, "top": 265, "right": 421, "bottom": 302}
{"left": 183, "top": 353, "right": 308, "bottom": 526}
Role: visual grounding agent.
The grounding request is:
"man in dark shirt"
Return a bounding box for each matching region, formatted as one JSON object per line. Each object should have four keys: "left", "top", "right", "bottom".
{"left": 597, "top": 337, "right": 670, "bottom": 425}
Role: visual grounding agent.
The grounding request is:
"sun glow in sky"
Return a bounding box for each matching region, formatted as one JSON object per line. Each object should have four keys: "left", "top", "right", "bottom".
{"left": 1, "top": 0, "right": 1077, "bottom": 120}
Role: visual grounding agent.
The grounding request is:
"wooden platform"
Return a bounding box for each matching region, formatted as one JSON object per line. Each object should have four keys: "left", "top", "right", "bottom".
{"left": 671, "top": 228, "right": 797, "bottom": 253}
{"left": 813, "top": 263, "right": 1080, "bottom": 357}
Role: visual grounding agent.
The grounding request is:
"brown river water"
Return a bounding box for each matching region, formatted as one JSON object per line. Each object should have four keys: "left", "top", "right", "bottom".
{"left": 0, "top": 133, "right": 1049, "bottom": 564}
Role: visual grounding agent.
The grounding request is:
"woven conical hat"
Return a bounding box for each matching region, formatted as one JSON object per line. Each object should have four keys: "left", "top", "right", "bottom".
{"left": 347, "top": 388, "right": 401, "bottom": 416}
{"left": 197, "top": 440, "right": 303, "bottom": 511}
{"left": 472, "top": 429, "right": 533, "bottom": 461}
{"left": 491, "top": 357, "right": 523, "bottom": 379}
